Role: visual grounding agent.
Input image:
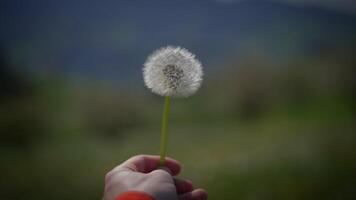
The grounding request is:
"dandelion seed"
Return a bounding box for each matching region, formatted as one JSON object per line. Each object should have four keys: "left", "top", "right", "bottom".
{"left": 143, "top": 46, "right": 203, "bottom": 97}
{"left": 143, "top": 46, "right": 204, "bottom": 165}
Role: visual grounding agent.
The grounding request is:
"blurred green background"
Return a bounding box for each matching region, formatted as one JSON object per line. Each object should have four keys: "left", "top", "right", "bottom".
{"left": 1, "top": 0, "right": 356, "bottom": 199}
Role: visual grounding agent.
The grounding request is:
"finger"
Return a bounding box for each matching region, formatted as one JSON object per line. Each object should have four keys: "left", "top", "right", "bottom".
{"left": 179, "top": 189, "right": 208, "bottom": 200}
{"left": 174, "top": 178, "right": 193, "bottom": 194}
{"left": 118, "top": 155, "right": 181, "bottom": 175}
{"left": 157, "top": 166, "right": 173, "bottom": 175}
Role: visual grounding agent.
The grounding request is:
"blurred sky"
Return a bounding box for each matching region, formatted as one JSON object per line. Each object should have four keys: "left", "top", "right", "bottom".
{"left": 1, "top": 0, "right": 356, "bottom": 83}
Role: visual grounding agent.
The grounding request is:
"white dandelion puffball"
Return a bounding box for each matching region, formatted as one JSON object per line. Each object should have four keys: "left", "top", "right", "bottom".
{"left": 143, "top": 46, "right": 203, "bottom": 97}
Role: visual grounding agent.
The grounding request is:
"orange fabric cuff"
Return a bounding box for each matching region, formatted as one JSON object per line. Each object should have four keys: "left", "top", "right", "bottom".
{"left": 115, "top": 191, "right": 155, "bottom": 200}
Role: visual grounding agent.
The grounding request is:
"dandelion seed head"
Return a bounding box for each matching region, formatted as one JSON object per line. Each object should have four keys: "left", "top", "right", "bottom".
{"left": 143, "top": 46, "right": 203, "bottom": 97}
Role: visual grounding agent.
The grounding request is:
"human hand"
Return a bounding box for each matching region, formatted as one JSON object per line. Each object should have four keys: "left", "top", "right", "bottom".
{"left": 103, "top": 155, "right": 207, "bottom": 200}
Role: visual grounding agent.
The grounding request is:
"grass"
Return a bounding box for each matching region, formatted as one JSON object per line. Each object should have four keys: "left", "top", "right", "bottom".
{"left": 1, "top": 81, "right": 355, "bottom": 200}
{"left": 2, "top": 113, "right": 355, "bottom": 200}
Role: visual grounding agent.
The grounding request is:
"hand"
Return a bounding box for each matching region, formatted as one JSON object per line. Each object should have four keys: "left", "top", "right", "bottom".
{"left": 103, "top": 155, "right": 207, "bottom": 200}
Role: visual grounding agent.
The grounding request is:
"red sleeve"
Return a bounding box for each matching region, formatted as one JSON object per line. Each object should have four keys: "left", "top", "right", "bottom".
{"left": 115, "top": 191, "right": 155, "bottom": 200}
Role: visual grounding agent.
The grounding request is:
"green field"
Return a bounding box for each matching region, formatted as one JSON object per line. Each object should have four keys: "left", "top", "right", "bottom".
{"left": 1, "top": 79, "right": 355, "bottom": 200}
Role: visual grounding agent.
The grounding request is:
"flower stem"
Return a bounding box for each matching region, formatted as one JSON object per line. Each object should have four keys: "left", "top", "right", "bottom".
{"left": 159, "top": 96, "right": 171, "bottom": 165}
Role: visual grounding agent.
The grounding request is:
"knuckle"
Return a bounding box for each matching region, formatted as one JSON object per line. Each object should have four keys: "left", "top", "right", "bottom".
{"left": 105, "top": 171, "right": 113, "bottom": 182}
{"left": 131, "top": 155, "right": 141, "bottom": 159}
{"left": 131, "top": 154, "right": 144, "bottom": 160}
{"left": 151, "top": 169, "right": 171, "bottom": 177}
{"left": 128, "top": 155, "right": 145, "bottom": 163}
{"left": 105, "top": 170, "right": 120, "bottom": 182}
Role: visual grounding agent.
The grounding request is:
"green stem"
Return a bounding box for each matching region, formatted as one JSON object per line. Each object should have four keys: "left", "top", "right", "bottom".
{"left": 159, "top": 96, "right": 171, "bottom": 165}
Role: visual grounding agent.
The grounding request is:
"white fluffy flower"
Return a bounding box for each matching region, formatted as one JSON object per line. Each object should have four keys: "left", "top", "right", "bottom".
{"left": 143, "top": 46, "right": 203, "bottom": 97}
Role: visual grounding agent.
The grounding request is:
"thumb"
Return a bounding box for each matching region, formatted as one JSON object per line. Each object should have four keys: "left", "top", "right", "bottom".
{"left": 155, "top": 166, "right": 174, "bottom": 175}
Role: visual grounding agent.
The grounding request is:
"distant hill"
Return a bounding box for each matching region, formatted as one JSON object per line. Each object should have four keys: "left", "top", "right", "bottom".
{"left": 1, "top": 0, "right": 356, "bottom": 82}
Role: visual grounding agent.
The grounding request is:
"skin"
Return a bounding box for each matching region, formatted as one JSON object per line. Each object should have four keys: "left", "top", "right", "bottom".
{"left": 103, "top": 155, "right": 208, "bottom": 200}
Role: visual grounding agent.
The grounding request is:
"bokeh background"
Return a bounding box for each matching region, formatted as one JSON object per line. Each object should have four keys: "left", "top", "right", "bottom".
{"left": 1, "top": 0, "right": 356, "bottom": 199}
